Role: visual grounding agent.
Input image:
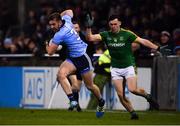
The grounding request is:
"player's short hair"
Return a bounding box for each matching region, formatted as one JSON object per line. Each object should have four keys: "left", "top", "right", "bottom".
{"left": 108, "top": 14, "right": 121, "bottom": 22}
{"left": 72, "top": 20, "right": 79, "bottom": 25}
{"left": 48, "top": 12, "right": 61, "bottom": 21}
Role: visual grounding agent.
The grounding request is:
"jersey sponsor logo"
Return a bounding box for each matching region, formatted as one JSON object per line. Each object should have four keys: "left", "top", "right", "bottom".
{"left": 107, "top": 37, "right": 112, "bottom": 41}
{"left": 120, "top": 36, "right": 124, "bottom": 41}
{"left": 109, "top": 43, "right": 125, "bottom": 47}
{"left": 113, "top": 38, "right": 117, "bottom": 42}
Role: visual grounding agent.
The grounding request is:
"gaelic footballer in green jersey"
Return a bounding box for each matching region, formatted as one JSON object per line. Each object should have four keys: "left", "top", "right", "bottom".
{"left": 100, "top": 28, "right": 138, "bottom": 68}
{"left": 86, "top": 14, "right": 159, "bottom": 120}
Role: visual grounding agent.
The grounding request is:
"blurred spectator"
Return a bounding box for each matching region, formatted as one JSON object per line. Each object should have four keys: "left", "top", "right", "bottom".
{"left": 87, "top": 49, "right": 111, "bottom": 110}
{"left": 23, "top": 10, "right": 38, "bottom": 37}
{"left": 3, "top": 37, "right": 17, "bottom": 54}
{"left": 0, "top": 0, "right": 179, "bottom": 57}
{"left": 174, "top": 46, "right": 180, "bottom": 56}
{"left": 92, "top": 43, "right": 106, "bottom": 64}
{"left": 173, "top": 28, "right": 180, "bottom": 46}
{"left": 159, "top": 31, "right": 174, "bottom": 55}
{"left": 0, "top": 30, "right": 4, "bottom": 53}
{"left": 26, "top": 39, "right": 39, "bottom": 55}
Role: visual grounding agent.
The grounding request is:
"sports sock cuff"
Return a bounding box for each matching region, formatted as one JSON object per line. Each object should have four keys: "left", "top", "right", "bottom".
{"left": 67, "top": 94, "right": 74, "bottom": 101}
{"left": 72, "top": 89, "right": 79, "bottom": 93}
{"left": 98, "top": 98, "right": 105, "bottom": 107}
{"left": 130, "top": 110, "right": 137, "bottom": 115}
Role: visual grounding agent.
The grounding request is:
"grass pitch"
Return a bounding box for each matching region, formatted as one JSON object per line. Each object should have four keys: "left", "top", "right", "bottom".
{"left": 0, "top": 108, "right": 180, "bottom": 125}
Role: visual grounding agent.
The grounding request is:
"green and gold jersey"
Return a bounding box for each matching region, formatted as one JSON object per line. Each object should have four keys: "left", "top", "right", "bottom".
{"left": 100, "top": 28, "right": 138, "bottom": 68}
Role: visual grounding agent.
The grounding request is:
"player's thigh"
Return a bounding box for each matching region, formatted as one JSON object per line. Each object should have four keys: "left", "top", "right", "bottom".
{"left": 59, "top": 60, "right": 76, "bottom": 76}
{"left": 122, "top": 66, "right": 137, "bottom": 91}
{"left": 81, "top": 70, "right": 94, "bottom": 86}
{"left": 126, "top": 76, "right": 137, "bottom": 92}
{"left": 69, "top": 74, "right": 82, "bottom": 90}
{"left": 112, "top": 79, "right": 124, "bottom": 96}
{"left": 69, "top": 74, "right": 77, "bottom": 83}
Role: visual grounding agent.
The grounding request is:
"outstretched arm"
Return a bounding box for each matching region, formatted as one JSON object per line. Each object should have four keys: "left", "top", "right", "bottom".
{"left": 86, "top": 28, "right": 102, "bottom": 42}
{"left": 135, "top": 37, "right": 158, "bottom": 50}
{"left": 60, "top": 9, "right": 73, "bottom": 18}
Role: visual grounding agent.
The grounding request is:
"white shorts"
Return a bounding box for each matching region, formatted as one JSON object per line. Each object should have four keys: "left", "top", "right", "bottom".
{"left": 110, "top": 66, "right": 136, "bottom": 80}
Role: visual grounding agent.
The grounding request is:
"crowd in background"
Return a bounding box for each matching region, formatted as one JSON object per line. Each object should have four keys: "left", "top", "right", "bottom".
{"left": 0, "top": 0, "right": 180, "bottom": 57}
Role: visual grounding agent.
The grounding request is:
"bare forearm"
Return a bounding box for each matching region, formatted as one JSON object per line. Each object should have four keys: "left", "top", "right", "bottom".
{"left": 143, "top": 39, "right": 158, "bottom": 50}
{"left": 86, "top": 28, "right": 102, "bottom": 42}
{"left": 46, "top": 42, "right": 55, "bottom": 55}
{"left": 137, "top": 37, "right": 158, "bottom": 50}
{"left": 86, "top": 28, "right": 92, "bottom": 41}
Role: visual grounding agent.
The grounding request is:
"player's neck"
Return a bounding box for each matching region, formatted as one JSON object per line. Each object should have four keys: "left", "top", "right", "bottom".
{"left": 111, "top": 28, "right": 120, "bottom": 34}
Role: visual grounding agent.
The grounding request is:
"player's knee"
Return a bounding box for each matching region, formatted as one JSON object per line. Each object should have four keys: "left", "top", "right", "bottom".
{"left": 72, "top": 85, "right": 80, "bottom": 91}
{"left": 128, "top": 88, "right": 136, "bottom": 94}
{"left": 57, "top": 70, "right": 66, "bottom": 81}
{"left": 86, "top": 84, "right": 94, "bottom": 91}
{"left": 117, "top": 92, "right": 124, "bottom": 99}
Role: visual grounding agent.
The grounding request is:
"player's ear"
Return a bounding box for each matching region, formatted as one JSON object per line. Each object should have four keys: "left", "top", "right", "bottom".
{"left": 61, "top": 20, "right": 65, "bottom": 26}
{"left": 59, "top": 20, "right": 62, "bottom": 25}
{"left": 119, "top": 21, "right": 122, "bottom": 26}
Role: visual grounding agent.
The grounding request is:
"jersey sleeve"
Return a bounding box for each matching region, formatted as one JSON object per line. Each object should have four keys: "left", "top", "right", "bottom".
{"left": 99, "top": 31, "right": 108, "bottom": 41}
{"left": 52, "top": 32, "right": 63, "bottom": 45}
{"left": 62, "top": 15, "right": 72, "bottom": 24}
{"left": 127, "top": 30, "right": 138, "bottom": 43}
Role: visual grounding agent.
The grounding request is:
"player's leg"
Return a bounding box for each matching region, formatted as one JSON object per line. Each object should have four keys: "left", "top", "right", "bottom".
{"left": 111, "top": 67, "right": 138, "bottom": 119}
{"left": 81, "top": 71, "right": 105, "bottom": 117}
{"left": 69, "top": 53, "right": 105, "bottom": 117}
{"left": 126, "top": 66, "right": 159, "bottom": 110}
{"left": 112, "top": 78, "right": 138, "bottom": 119}
{"left": 82, "top": 71, "right": 103, "bottom": 100}
{"left": 57, "top": 60, "right": 77, "bottom": 108}
{"left": 68, "top": 74, "right": 82, "bottom": 112}
{"left": 75, "top": 72, "right": 83, "bottom": 112}
{"left": 87, "top": 73, "right": 109, "bottom": 109}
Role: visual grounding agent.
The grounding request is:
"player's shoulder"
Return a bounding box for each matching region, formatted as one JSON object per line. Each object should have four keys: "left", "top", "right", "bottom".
{"left": 120, "top": 28, "right": 130, "bottom": 33}
{"left": 54, "top": 29, "right": 65, "bottom": 39}
{"left": 120, "top": 28, "right": 136, "bottom": 36}
{"left": 62, "top": 14, "right": 73, "bottom": 26}
{"left": 62, "top": 14, "right": 72, "bottom": 21}
{"left": 100, "top": 30, "right": 109, "bottom": 36}
{"left": 60, "top": 22, "right": 72, "bottom": 33}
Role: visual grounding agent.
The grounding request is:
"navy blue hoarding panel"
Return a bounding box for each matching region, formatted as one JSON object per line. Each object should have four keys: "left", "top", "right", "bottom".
{"left": 0, "top": 67, "right": 22, "bottom": 107}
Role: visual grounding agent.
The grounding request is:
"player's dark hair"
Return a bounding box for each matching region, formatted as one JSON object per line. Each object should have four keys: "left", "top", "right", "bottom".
{"left": 108, "top": 14, "right": 120, "bottom": 22}
{"left": 48, "top": 12, "right": 61, "bottom": 21}
{"left": 72, "top": 20, "right": 78, "bottom": 25}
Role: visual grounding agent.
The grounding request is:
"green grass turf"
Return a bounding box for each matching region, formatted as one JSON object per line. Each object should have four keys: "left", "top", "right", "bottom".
{"left": 0, "top": 108, "right": 180, "bottom": 125}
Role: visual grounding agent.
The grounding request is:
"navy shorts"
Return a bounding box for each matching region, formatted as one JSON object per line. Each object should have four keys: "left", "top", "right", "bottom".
{"left": 66, "top": 53, "right": 94, "bottom": 77}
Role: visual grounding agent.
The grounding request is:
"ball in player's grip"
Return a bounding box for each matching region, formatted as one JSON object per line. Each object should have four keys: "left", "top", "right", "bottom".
{"left": 49, "top": 39, "right": 63, "bottom": 51}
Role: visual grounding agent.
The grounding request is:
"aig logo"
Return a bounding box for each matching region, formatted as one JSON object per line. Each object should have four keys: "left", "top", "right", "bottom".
{"left": 23, "top": 69, "right": 46, "bottom": 108}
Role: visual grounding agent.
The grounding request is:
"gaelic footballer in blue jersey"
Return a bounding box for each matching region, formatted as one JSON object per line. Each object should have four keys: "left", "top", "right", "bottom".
{"left": 46, "top": 9, "right": 105, "bottom": 117}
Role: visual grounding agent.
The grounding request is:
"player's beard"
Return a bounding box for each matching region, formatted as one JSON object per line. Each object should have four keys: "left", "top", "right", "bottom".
{"left": 53, "top": 23, "right": 61, "bottom": 32}
{"left": 52, "top": 28, "right": 59, "bottom": 32}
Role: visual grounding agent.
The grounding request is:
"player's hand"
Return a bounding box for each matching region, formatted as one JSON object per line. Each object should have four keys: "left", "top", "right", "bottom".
{"left": 156, "top": 46, "right": 172, "bottom": 56}
{"left": 157, "top": 46, "right": 165, "bottom": 52}
{"left": 158, "top": 45, "right": 172, "bottom": 56}
{"left": 86, "top": 13, "right": 94, "bottom": 28}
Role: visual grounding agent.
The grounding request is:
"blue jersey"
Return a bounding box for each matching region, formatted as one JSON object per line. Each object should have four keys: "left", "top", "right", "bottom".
{"left": 52, "top": 15, "right": 87, "bottom": 57}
